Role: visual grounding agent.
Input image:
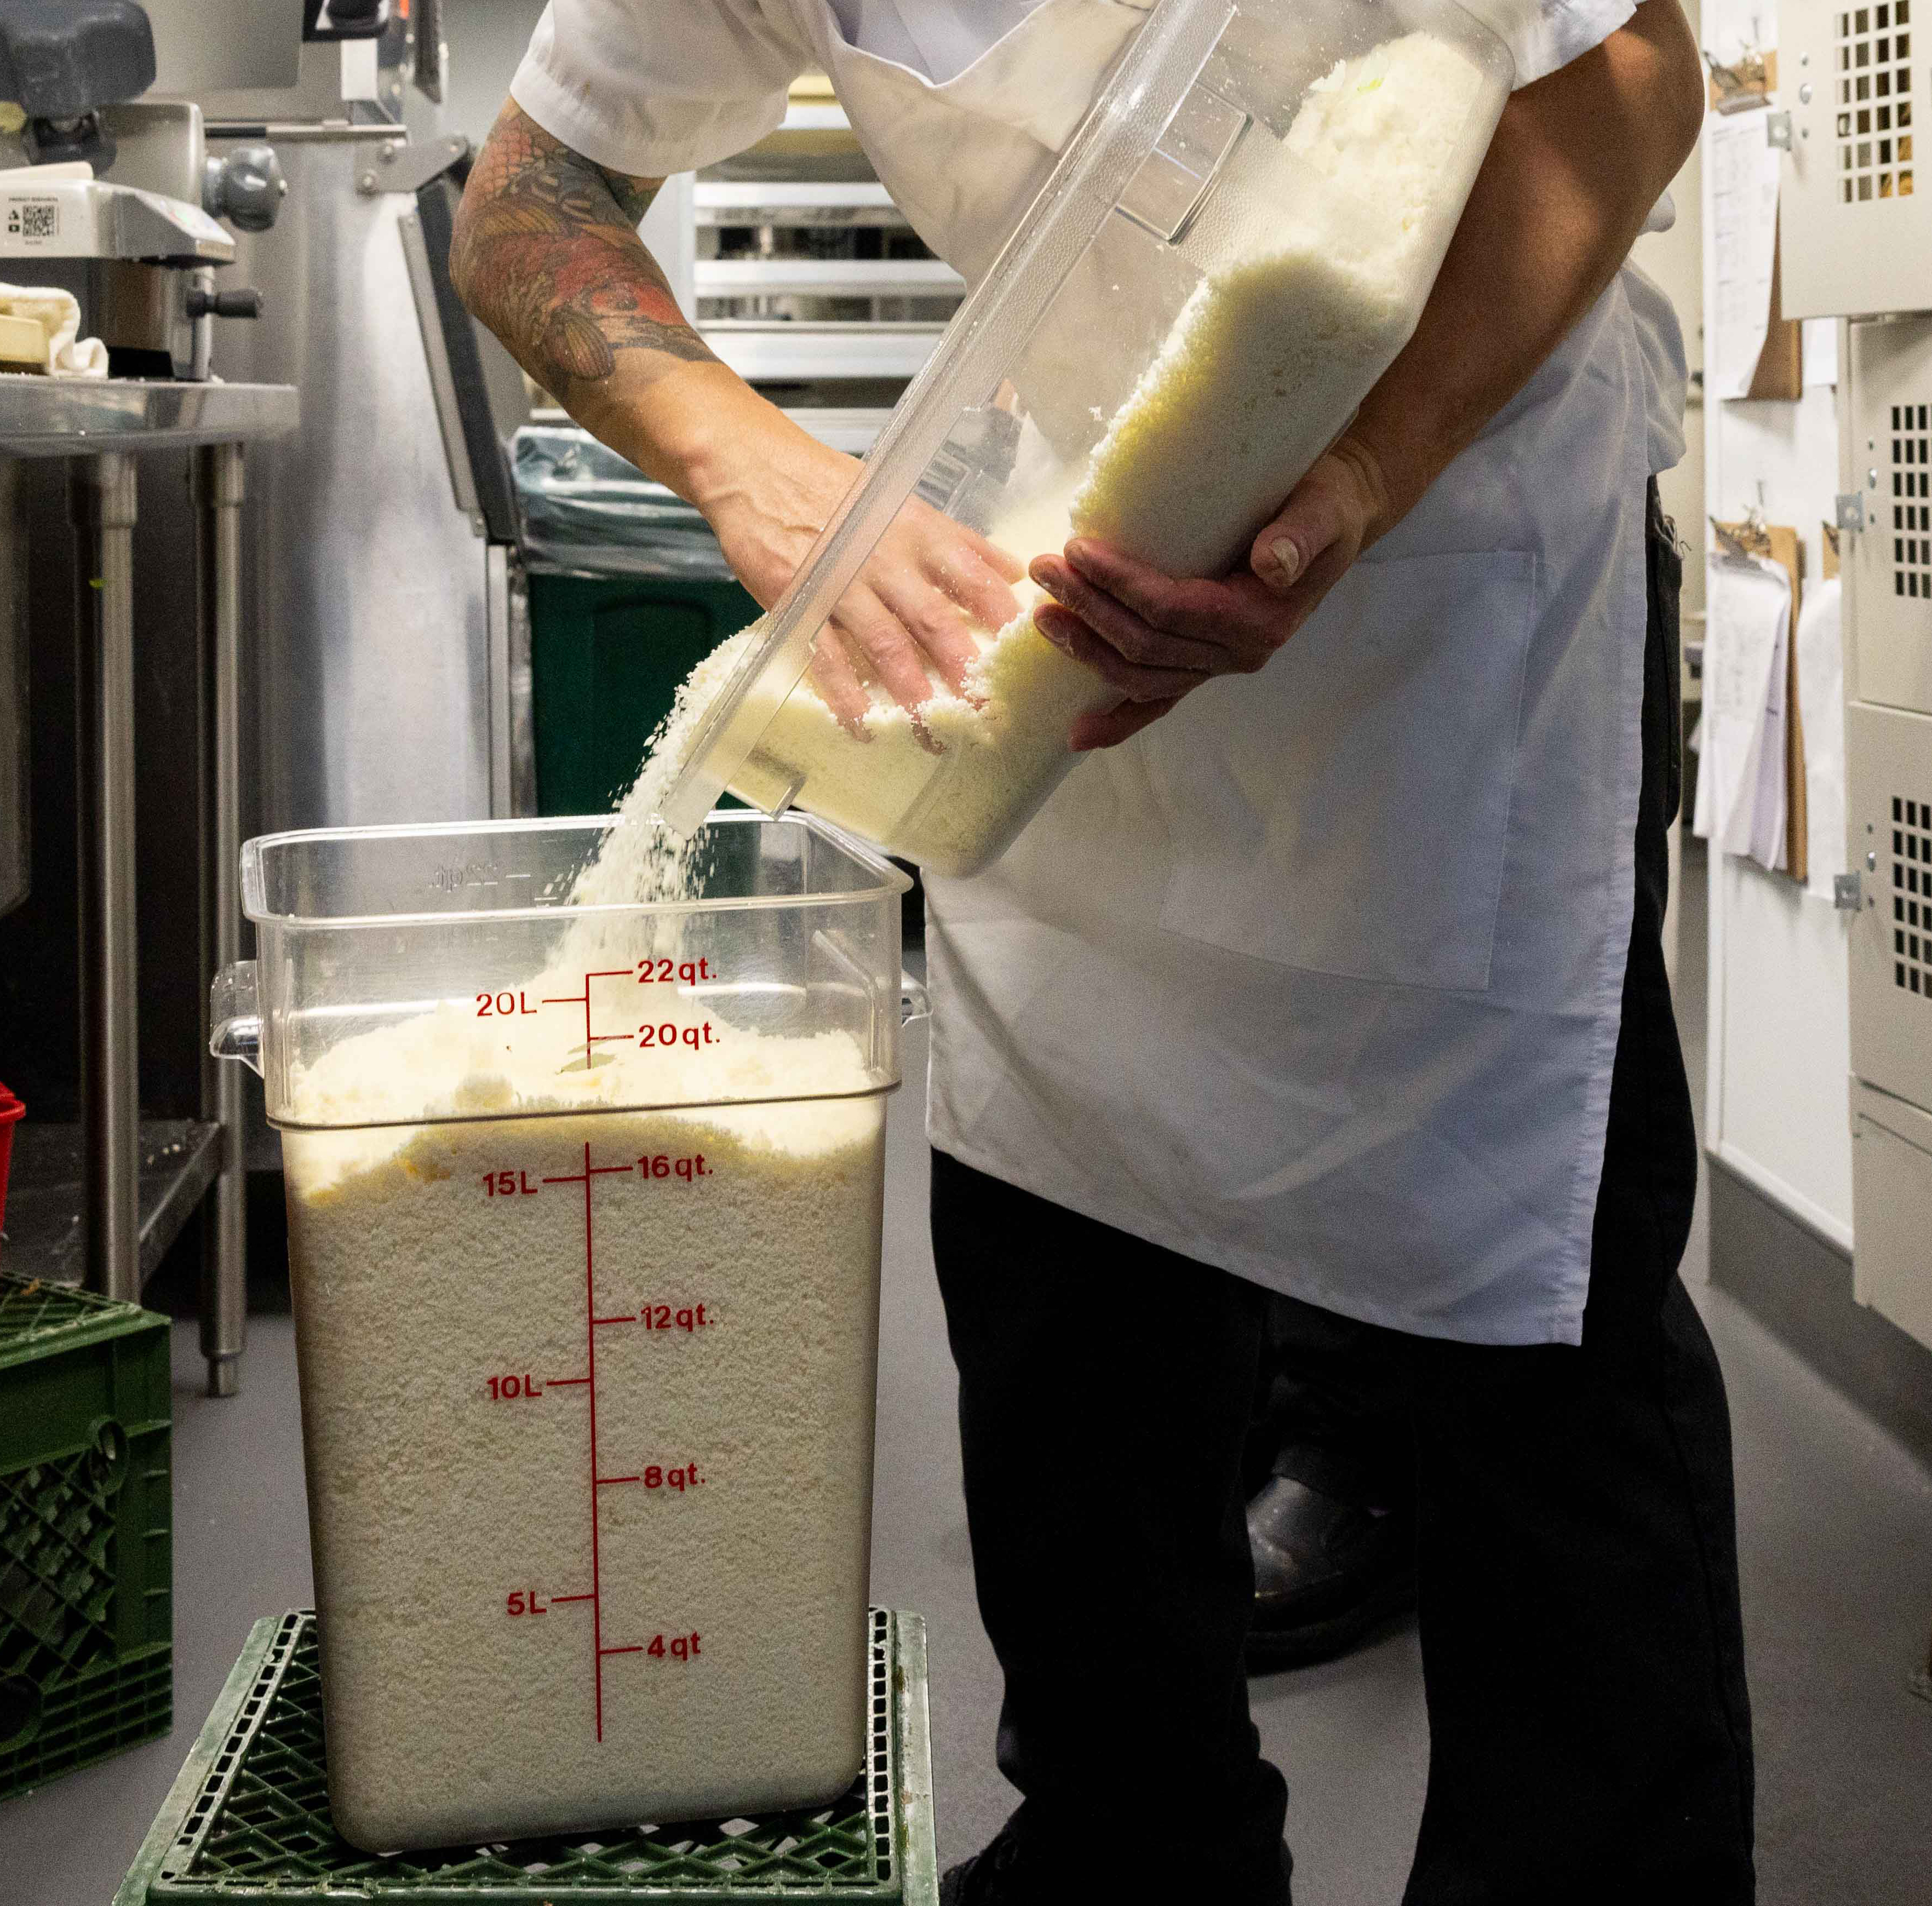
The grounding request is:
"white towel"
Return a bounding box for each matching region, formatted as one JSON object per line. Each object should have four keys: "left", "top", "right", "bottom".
{"left": 0, "top": 285, "right": 110, "bottom": 378}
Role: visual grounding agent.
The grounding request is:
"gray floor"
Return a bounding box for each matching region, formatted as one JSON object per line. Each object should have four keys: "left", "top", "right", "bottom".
{"left": 7, "top": 843, "right": 1932, "bottom": 1904}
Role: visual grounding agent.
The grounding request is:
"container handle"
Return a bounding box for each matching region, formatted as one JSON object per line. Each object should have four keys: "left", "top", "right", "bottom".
{"left": 210, "top": 961, "right": 263, "bottom": 1076}
{"left": 901, "top": 971, "right": 931, "bottom": 1025}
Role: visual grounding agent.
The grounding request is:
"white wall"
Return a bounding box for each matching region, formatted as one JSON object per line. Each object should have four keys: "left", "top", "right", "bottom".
{"left": 1694, "top": 1, "right": 1858, "bottom": 1248}
{"left": 442, "top": 0, "right": 549, "bottom": 144}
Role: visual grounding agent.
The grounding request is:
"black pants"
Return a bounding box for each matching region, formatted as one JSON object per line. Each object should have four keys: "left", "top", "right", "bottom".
{"left": 928, "top": 491, "right": 1755, "bottom": 1902}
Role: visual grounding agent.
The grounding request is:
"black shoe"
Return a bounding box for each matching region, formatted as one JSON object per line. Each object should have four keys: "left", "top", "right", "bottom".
{"left": 1245, "top": 1470, "right": 1415, "bottom": 1670}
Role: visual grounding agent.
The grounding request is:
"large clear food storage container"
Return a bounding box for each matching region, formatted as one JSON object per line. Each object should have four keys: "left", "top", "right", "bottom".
{"left": 660, "top": 0, "right": 1512, "bottom": 877}
{"left": 211, "top": 812, "right": 920, "bottom": 1852}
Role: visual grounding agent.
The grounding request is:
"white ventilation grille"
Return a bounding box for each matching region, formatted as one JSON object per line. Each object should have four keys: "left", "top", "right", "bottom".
{"left": 1892, "top": 403, "right": 1932, "bottom": 596}
{"left": 1838, "top": 1, "right": 1916, "bottom": 202}
{"left": 1892, "top": 794, "right": 1932, "bottom": 996}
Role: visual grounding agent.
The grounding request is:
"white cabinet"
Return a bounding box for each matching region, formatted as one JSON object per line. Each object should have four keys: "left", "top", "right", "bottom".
{"left": 1851, "top": 1081, "right": 1932, "bottom": 1345}
{"left": 1842, "top": 336, "right": 1932, "bottom": 1353}
{"left": 1846, "top": 703, "right": 1932, "bottom": 1110}
{"left": 1845, "top": 317, "right": 1932, "bottom": 714}
{"left": 1779, "top": 0, "right": 1932, "bottom": 317}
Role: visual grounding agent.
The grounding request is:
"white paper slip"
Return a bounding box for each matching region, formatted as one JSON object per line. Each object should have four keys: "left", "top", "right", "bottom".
{"left": 1708, "top": 113, "right": 1782, "bottom": 400}
{"left": 1695, "top": 554, "right": 1791, "bottom": 871}
{"left": 1745, "top": 620, "right": 1788, "bottom": 871}
{"left": 1703, "top": 0, "right": 1778, "bottom": 66}
{"left": 1795, "top": 573, "right": 1848, "bottom": 897}
{"left": 1803, "top": 318, "right": 1838, "bottom": 388}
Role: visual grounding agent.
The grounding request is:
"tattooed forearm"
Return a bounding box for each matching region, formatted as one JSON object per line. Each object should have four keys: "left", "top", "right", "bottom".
{"left": 452, "top": 100, "right": 715, "bottom": 407}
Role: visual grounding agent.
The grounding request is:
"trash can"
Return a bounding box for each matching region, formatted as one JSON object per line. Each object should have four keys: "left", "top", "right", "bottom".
{"left": 514, "top": 425, "right": 760, "bottom": 816}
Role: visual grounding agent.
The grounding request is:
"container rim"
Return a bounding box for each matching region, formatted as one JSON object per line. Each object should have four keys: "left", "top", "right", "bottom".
{"left": 240, "top": 810, "right": 913, "bottom": 931}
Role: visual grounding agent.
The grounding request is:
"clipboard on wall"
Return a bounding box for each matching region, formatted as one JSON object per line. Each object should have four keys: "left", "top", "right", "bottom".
{"left": 1712, "top": 517, "right": 1807, "bottom": 880}
{"left": 1707, "top": 47, "right": 1778, "bottom": 112}
{"left": 1744, "top": 218, "right": 1804, "bottom": 402}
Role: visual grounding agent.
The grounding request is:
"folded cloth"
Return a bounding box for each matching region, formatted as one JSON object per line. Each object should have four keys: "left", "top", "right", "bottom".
{"left": 0, "top": 285, "right": 110, "bottom": 377}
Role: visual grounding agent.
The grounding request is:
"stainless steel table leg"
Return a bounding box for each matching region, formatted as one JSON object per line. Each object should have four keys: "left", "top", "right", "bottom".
{"left": 72, "top": 451, "right": 141, "bottom": 1304}
{"left": 199, "top": 441, "right": 248, "bottom": 1397}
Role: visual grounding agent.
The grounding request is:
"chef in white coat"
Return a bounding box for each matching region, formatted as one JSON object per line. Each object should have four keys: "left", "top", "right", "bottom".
{"left": 455, "top": 2, "right": 1751, "bottom": 1899}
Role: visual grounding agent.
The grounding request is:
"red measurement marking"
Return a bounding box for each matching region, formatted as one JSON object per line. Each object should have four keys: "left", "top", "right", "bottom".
{"left": 638, "top": 956, "right": 715, "bottom": 985}
{"left": 481, "top": 1170, "right": 542, "bottom": 1197}
{"left": 640, "top": 1304, "right": 712, "bottom": 1333}
{"left": 580, "top": 1143, "right": 605, "bottom": 1739}
{"left": 541, "top": 1138, "right": 651, "bottom": 1743}
{"left": 475, "top": 991, "right": 542, "bottom": 1018}
{"left": 524, "top": 1135, "right": 655, "bottom": 1742}
{"left": 541, "top": 969, "right": 635, "bottom": 1064}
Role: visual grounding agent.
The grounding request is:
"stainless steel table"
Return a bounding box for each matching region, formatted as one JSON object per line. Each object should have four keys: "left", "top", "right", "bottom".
{"left": 0, "top": 378, "right": 298, "bottom": 1396}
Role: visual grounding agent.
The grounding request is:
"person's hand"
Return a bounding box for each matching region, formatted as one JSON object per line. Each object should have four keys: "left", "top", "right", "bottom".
{"left": 1028, "top": 437, "right": 1393, "bottom": 750}
{"left": 702, "top": 420, "right": 1023, "bottom": 726}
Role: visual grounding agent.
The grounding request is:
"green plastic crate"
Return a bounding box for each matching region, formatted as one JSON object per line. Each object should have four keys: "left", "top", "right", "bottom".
{"left": 0, "top": 1271, "right": 173, "bottom": 1799}
{"left": 530, "top": 573, "right": 759, "bottom": 816}
{"left": 116, "top": 1609, "right": 939, "bottom": 1903}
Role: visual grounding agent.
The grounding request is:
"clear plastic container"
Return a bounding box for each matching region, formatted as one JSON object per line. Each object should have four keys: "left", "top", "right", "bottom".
{"left": 660, "top": 0, "right": 1512, "bottom": 877}
{"left": 211, "top": 812, "right": 921, "bottom": 1851}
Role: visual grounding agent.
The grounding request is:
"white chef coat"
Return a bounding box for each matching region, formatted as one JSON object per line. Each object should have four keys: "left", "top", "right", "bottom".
{"left": 513, "top": 0, "right": 1690, "bottom": 1347}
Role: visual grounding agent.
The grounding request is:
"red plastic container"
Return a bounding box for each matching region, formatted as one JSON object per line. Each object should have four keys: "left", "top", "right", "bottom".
{"left": 0, "top": 1081, "right": 22, "bottom": 1246}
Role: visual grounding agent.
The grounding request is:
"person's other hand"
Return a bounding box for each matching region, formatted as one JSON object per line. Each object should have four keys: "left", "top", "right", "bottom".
{"left": 704, "top": 424, "right": 1023, "bottom": 727}
{"left": 1028, "top": 438, "right": 1392, "bottom": 750}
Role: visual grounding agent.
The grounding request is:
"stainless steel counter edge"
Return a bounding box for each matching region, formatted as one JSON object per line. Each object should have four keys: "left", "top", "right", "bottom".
{"left": 0, "top": 380, "right": 300, "bottom": 456}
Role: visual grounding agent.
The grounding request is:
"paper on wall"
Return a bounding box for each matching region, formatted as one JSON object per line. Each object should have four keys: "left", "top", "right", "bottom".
{"left": 1694, "top": 554, "right": 1791, "bottom": 871}
{"left": 1709, "top": 113, "right": 1782, "bottom": 400}
{"left": 1703, "top": 0, "right": 1777, "bottom": 65}
{"left": 1795, "top": 573, "right": 1848, "bottom": 897}
{"left": 1802, "top": 318, "right": 1838, "bottom": 387}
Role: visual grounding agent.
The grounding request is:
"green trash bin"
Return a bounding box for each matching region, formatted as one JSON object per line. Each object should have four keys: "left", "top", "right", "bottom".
{"left": 529, "top": 571, "right": 759, "bottom": 816}
{"left": 514, "top": 426, "right": 760, "bottom": 817}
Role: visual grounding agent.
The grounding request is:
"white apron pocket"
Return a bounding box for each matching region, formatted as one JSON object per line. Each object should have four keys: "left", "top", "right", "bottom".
{"left": 1143, "top": 548, "right": 1537, "bottom": 992}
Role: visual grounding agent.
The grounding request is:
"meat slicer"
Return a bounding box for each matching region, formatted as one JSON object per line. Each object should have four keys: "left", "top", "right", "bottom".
{"left": 0, "top": 1, "right": 281, "bottom": 378}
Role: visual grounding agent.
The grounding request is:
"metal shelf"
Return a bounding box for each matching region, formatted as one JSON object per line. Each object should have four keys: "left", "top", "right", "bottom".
{"left": 702, "top": 319, "right": 944, "bottom": 381}
{"left": 1, "top": 1118, "right": 222, "bottom": 1288}
{"left": 782, "top": 405, "right": 893, "bottom": 453}
{"left": 695, "top": 180, "right": 907, "bottom": 226}
{"left": 0, "top": 379, "right": 299, "bottom": 457}
{"left": 776, "top": 102, "right": 851, "bottom": 132}
{"left": 696, "top": 257, "right": 964, "bottom": 298}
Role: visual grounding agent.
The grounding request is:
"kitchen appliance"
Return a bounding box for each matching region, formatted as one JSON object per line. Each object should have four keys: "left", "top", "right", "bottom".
{"left": 0, "top": 4, "right": 282, "bottom": 379}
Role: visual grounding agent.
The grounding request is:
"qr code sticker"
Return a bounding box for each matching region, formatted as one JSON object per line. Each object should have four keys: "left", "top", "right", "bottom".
{"left": 7, "top": 200, "right": 59, "bottom": 242}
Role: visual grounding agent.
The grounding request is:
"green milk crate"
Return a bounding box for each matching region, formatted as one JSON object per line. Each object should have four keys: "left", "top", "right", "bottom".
{"left": 116, "top": 1608, "right": 939, "bottom": 1903}
{"left": 0, "top": 1271, "right": 173, "bottom": 1799}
